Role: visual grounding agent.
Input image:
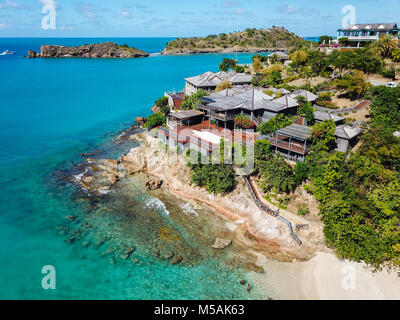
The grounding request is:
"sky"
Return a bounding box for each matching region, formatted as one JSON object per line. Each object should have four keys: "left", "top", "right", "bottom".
{"left": 0, "top": 0, "right": 399, "bottom": 37}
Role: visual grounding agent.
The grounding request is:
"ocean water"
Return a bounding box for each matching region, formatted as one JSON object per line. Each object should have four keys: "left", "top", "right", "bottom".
{"left": 0, "top": 38, "right": 270, "bottom": 299}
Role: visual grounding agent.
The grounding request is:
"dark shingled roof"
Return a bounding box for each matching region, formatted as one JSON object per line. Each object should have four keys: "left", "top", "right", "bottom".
{"left": 168, "top": 110, "right": 203, "bottom": 120}
{"left": 276, "top": 124, "right": 312, "bottom": 140}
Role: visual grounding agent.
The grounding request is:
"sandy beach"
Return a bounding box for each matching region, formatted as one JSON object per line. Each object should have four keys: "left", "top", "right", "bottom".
{"left": 250, "top": 251, "right": 400, "bottom": 300}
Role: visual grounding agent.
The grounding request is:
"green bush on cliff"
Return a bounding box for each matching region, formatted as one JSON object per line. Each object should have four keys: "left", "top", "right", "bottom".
{"left": 144, "top": 112, "right": 166, "bottom": 129}
{"left": 187, "top": 153, "right": 237, "bottom": 195}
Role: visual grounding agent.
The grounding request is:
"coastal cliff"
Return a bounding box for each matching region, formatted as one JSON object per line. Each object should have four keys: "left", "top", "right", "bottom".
{"left": 28, "top": 42, "right": 149, "bottom": 58}
{"left": 73, "top": 129, "right": 326, "bottom": 261}
{"left": 162, "top": 27, "right": 309, "bottom": 55}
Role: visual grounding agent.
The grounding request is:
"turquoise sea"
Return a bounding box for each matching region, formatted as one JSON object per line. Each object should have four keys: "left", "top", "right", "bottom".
{"left": 0, "top": 37, "right": 273, "bottom": 299}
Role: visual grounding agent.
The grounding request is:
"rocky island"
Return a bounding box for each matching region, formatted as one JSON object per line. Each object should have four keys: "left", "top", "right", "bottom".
{"left": 162, "top": 27, "right": 310, "bottom": 55}
{"left": 27, "top": 42, "right": 149, "bottom": 58}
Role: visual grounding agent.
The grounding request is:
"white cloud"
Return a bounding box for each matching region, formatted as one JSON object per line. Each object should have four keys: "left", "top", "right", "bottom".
{"left": 0, "top": 0, "right": 19, "bottom": 9}
{"left": 221, "top": 0, "right": 240, "bottom": 8}
{"left": 120, "top": 10, "right": 131, "bottom": 18}
{"left": 75, "top": 3, "right": 96, "bottom": 20}
{"left": 38, "top": 0, "right": 58, "bottom": 8}
{"left": 276, "top": 5, "right": 300, "bottom": 14}
{"left": 0, "top": 23, "right": 6, "bottom": 28}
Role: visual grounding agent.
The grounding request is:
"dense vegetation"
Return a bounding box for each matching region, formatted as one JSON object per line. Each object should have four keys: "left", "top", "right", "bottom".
{"left": 257, "top": 114, "right": 293, "bottom": 135}
{"left": 186, "top": 148, "right": 237, "bottom": 195}
{"left": 164, "top": 27, "right": 309, "bottom": 53}
{"left": 304, "top": 87, "right": 400, "bottom": 268}
{"left": 154, "top": 96, "right": 170, "bottom": 115}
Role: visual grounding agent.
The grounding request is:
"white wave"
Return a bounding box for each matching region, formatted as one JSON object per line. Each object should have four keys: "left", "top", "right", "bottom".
{"left": 143, "top": 197, "right": 170, "bottom": 215}
{"left": 73, "top": 168, "right": 88, "bottom": 182}
{"left": 179, "top": 202, "right": 199, "bottom": 217}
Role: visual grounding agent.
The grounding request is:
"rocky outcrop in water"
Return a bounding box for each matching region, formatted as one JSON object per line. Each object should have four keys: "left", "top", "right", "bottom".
{"left": 146, "top": 178, "right": 163, "bottom": 190}
{"left": 135, "top": 117, "right": 147, "bottom": 125}
{"left": 212, "top": 238, "right": 232, "bottom": 250}
{"left": 28, "top": 42, "right": 149, "bottom": 58}
{"left": 27, "top": 50, "right": 40, "bottom": 58}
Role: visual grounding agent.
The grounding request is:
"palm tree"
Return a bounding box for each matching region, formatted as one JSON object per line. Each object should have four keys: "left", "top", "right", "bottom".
{"left": 372, "top": 34, "right": 398, "bottom": 58}
{"left": 215, "top": 80, "right": 233, "bottom": 92}
{"left": 289, "top": 50, "right": 308, "bottom": 67}
{"left": 392, "top": 49, "right": 400, "bottom": 62}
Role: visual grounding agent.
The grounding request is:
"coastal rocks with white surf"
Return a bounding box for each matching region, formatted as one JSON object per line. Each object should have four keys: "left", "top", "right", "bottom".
{"left": 122, "top": 134, "right": 325, "bottom": 260}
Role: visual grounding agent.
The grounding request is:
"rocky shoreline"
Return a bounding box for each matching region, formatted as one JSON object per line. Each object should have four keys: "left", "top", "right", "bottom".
{"left": 161, "top": 47, "right": 289, "bottom": 55}
{"left": 27, "top": 42, "right": 149, "bottom": 58}
{"left": 71, "top": 127, "right": 326, "bottom": 262}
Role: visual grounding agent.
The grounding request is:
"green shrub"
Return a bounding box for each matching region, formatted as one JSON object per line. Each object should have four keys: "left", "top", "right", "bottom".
{"left": 145, "top": 112, "right": 166, "bottom": 129}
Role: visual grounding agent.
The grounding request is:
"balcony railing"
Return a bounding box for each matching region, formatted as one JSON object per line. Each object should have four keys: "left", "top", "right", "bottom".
{"left": 267, "top": 137, "right": 310, "bottom": 154}
{"left": 208, "top": 111, "right": 235, "bottom": 122}
{"left": 347, "top": 35, "right": 379, "bottom": 40}
{"left": 159, "top": 126, "right": 217, "bottom": 152}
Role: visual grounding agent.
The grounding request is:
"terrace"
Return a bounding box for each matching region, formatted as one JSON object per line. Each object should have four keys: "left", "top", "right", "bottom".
{"left": 259, "top": 124, "right": 312, "bottom": 162}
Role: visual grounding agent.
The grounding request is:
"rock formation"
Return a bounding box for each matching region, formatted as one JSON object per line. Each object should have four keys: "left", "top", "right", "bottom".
{"left": 27, "top": 50, "right": 40, "bottom": 58}
{"left": 212, "top": 238, "right": 232, "bottom": 249}
{"left": 146, "top": 178, "right": 163, "bottom": 190}
{"left": 28, "top": 42, "right": 149, "bottom": 58}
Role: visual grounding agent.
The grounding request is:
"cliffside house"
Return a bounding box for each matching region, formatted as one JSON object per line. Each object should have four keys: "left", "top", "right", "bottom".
{"left": 337, "top": 23, "right": 400, "bottom": 48}
{"left": 184, "top": 71, "right": 252, "bottom": 96}
{"left": 158, "top": 110, "right": 254, "bottom": 156}
{"left": 197, "top": 87, "right": 303, "bottom": 129}
{"left": 164, "top": 92, "right": 185, "bottom": 109}
{"left": 257, "top": 124, "right": 312, "bottom": 162}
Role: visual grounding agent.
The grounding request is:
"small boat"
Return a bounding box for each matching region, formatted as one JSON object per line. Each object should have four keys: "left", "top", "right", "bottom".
{"left": 0, "top": 50, "right": 15, "bottom": 56}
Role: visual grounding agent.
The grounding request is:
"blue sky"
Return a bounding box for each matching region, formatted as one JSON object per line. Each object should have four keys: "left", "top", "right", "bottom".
{"left": 0, "top": 0, "right": 399, "bottom": 37}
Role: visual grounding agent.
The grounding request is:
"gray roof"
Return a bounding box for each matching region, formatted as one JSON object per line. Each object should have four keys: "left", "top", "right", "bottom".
{"left": 289, "top": 90, "right": 317, "bottom": 102}
{"left": 276, "top": 124, "right": 312, "bottom": 140}
{"left": 185, "top": 71, "right": 252, "bottom": 88}
{"left": 271, "top": 87, "right": 291, "bottom": 95}
{"left": 200, "top": 88, "right": 274, "bottom": 112}
{"left": 338, "top": 23, "right": 398, "bottom": 32}
{"left": 269, "top": 51, "right": 289, "bottom": 60}
{"left": 169, "top": 110, "right": 203, "bottom": 120}
{"left": 335, "top": 125, "right": 362, "bottom": 140}
{"left": 199, "top": 95, "right": 245, "bottom": 111}
{"left": 200, "top": 88, "right": 300, "bottom": 113}
{"left": 261, "top": 101, "right": 288, "bottom": 112}
{"left": 314, "top": 111, "right": 344, "bottom": 123}
{"left": 273, "top": 95, "right": 299, "bottom": 108}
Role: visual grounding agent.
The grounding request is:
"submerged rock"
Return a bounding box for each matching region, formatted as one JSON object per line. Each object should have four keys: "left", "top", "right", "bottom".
{"left": 82, "top": 241, "right": 91, "bottom": 248}
{"left": 65, "top": 215, "right": 77, "bottom": 222}
{"left": 212, "top": 238, "right": 232, "bottom": 250}
{"left": 146, "top": 178, "right": 163, "bottom": 190}
{"left": 94, "top": 236, "right": 110, "bottom": 249}
{"left": 120, "top": 247, "right": 136, "bottom": 260}
{"left": 170, "top": 255, "right": 182, "bottom": 265}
